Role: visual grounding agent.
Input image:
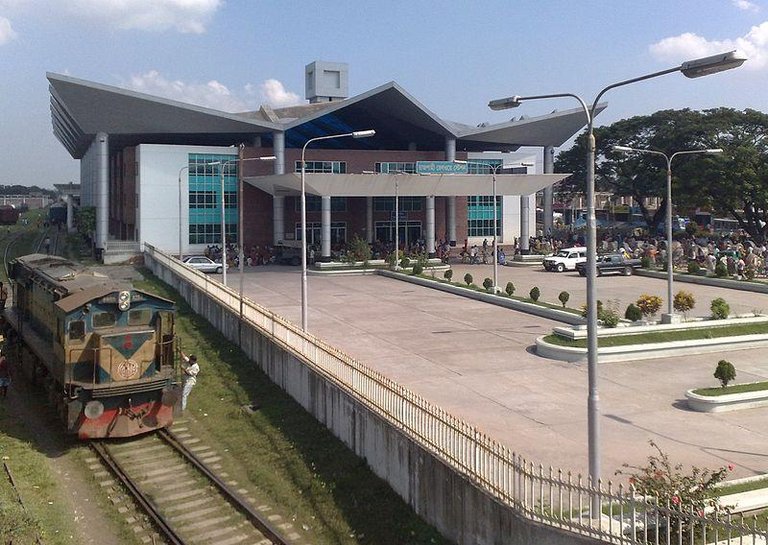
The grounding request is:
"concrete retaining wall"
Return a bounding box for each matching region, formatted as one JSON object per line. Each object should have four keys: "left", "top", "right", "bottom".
{"left": 146, "top": 255, "right": 604, "bottom": 545}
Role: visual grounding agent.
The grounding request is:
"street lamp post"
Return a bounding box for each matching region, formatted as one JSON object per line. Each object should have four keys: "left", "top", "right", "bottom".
{"left": 178, "top": 165, "right": 190, "bottom": 260}
{"left": 300, "top": 130, "right": 376, "bottom": 331}
{"left": 207, "top": 154, "right": 276, "bottom": 287}
{"left": 488, "top": 50, "right": 745, "bottom": 512}
{"left": 455, "top": 160, "right": 534, "bottom": 292}
{"left": 394, "top": 175, "right": 400, "bottom": 270}
{"left": 613, "top": 145, "right": 723, "bottom": 318}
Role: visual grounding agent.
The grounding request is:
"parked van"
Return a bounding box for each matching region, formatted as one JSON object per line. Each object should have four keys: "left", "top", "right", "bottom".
{"left": 542, "top": 247, "right": 587, "bottom": 272}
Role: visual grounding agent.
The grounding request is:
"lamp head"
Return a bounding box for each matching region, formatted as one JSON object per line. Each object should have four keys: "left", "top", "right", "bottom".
{"left": 488, "top": 96, "right": 522, "bottom": 111}
{"left": 613, "top": 146, "right": 634, "bottom": 152}
{"left": 681, "top": 50, "right": 747, "bottom": 78}
{"left": 352, "top": 129, "right": 376, "bottom": 138}
{"left": 258, "top": 155, "right": 277, "bottom": 161}
{"left": 705, "top": 148, "right": 724, "bottom": 154}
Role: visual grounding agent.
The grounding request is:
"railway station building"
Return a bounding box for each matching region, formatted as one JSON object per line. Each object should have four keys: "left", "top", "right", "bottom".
{"left": 47, "top": 61, "right": 601, "bottom": 262}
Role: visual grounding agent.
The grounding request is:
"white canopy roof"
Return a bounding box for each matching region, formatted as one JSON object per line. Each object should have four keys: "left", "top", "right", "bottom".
{"left": 244, "top": 173, "right": 570, "bottom": 197}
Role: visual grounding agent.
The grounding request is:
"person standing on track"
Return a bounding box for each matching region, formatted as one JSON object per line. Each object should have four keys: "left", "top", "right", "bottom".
{"left": 179, "top": 351, "right": 200, "bottom": 411}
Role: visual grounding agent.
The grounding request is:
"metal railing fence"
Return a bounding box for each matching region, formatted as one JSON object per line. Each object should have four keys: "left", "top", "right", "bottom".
{"left": 145, "top": 244, "right": 767, "bottom": 545}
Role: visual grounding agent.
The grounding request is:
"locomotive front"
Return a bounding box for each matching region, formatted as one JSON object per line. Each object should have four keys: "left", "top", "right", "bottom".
{"left": 8, "top": 255, "right": 180, "bottom": 439}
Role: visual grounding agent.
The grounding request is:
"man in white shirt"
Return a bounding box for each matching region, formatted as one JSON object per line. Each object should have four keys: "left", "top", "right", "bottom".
{"left": 180, "top": 351, "right": 200, "bottom": 411}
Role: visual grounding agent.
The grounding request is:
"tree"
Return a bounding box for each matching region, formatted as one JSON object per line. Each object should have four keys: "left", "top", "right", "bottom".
{"left": 555, "top": 108, "right": 768, "bottom": 242}
{"left": 714, "top": 360, "right": 736, "bottom": 388}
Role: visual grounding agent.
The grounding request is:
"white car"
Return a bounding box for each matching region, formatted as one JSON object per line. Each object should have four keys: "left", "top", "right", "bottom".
{"left": 542, "top": 247, "right": 587, "bottom": 272}
{"left": 182, "top": 255, "right": 226, "bottom": 274}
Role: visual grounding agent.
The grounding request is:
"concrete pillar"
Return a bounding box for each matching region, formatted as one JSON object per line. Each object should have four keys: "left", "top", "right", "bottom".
{"left": 95, "top": 132, "right": 109, "bottom": 252}
{"left": 272, "top": 131, "right": 285, "bottom": 244}
{"left": 321, "top": 195, "right": 331, "bottom": 261}
{"left": 426, "top": 196, "right": 436, "bottom": 257}
{"left": 366, "top": 197, "right": 373, "bottom": 243}
{"left": 543, "top": 145, "right": 555, "bottom": 236}
{"left": 520, "top": 195, "right": 531, "bottom": 253}
{"left": 445, "top": 136, "right": 457, "bottom": 245}
{"left": 66, "top": 194, "right": 74, "bottom": 233}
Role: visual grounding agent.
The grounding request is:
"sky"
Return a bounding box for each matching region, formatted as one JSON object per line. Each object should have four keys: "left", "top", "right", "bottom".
{"left": 0, "top": 0, "right": 766, "bottom": 188}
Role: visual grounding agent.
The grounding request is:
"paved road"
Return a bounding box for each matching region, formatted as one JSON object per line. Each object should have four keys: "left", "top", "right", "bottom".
{"left": 229, "top": 264, "right": 768, "bottom": 484}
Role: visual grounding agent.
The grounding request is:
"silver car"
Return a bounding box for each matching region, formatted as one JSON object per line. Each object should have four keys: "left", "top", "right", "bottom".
{"left": 182, "top": 255, "right": 226, "bottom": 274}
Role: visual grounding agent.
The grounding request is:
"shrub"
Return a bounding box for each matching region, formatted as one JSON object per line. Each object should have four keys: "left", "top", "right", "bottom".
{"left": 464, "top": 273, "right": 473, "bottom": 286}
{"left": 625, "top": 303, "right": 643, "bottom": 321}
{"left": 386, "top": 251, "right": 398, "bottom": 267}
{"left": 640, "top": 256, "right": 651, "bottom": 269}
{"left": 711, "top": 297, "right": 730, "bottom": 320}
{"left": 600, "top": 307, "right": 620, "bottom": 328}
{"left": 745, "top": 266, "right": 756, "bottom": 280}
{"left": 443, "top": 269, "right": 453, "bottom": 281}
{"left": 505, "top": 282, "right": 515, "bottom": 296}
{"left": 715, "top": 262, "right": 728, "bottom": 277}
{"left": 636, "top": 294, "right": 662, "bottom": 318}
{"left": 558, "top": 291, "right": 570, "bottom": 308}
{"left": 411, "top": 263, "right": 423, "bottom": 276}
{"left": 616, "top": 440, "right": 732, "bottom": 544}
{"left": 581, "top": 299, "right": 604, "bottom": 318}
{"left": 529, "top": 286, "right": 540, "bottom": 302}
{"left": 400, "top": 256, "right": 411, "bottom": 269}
{"left": 673, "top": 290, "right": 695, "bottom": 315}
{"left": 483, "top": 277, "right": 494, "bottom": 291}
{"left": 347, "top": 234, "right": 372, "bottom": 262}
{"left": 714, "top": 360, "right": 736, "bottom": 388}
{"left": 687, "top": 261, "right": 701, "bottom": 274}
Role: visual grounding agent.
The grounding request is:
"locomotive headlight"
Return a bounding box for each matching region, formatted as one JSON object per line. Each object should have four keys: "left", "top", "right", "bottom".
{"left": 118, "top": 290, "right": 131, "bottom": 312}
{"left": 84, "top": 400, "right": 105, "bottom": 420}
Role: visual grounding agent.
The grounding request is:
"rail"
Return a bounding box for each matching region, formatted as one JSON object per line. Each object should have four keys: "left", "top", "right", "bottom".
{"left": 145, "top": 243, "right": 767, "bottom": 545}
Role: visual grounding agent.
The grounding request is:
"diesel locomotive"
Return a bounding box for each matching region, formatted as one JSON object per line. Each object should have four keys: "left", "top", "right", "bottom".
{"left": 7, "top": 254, "right": 180, "bottom": 439}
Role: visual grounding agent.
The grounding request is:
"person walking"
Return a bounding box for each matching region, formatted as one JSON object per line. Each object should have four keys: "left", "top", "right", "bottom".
{"left": 179, "top": 351, "right": 200, "bottom": 411}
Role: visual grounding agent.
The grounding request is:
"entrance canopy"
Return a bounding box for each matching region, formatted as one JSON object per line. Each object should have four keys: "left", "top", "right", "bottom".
{"left": 244, "top": 173, "right": 570, "bottom": 197}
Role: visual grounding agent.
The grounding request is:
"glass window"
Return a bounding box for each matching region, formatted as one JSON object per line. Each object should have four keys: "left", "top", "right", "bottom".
{"left": 295, "top": 196, "right": 347, "bottom": 212}
{"left": 374, "top": 197, "right": 422, "bottom": 212}
{"left": 294, "top": 161, "right": 347, "bottom": 174}
{"left": 69, "top": 320, "right": 85, "bottom": 341}
{"left": 185, "top": 153, "right": 238, "bottom": 245}
{"left": 467, "top": 196, "right": 502, "bottom": 237}
{"left": 128, "top": 309, "right": 151, "bottom": 326}
{"left": 374, "top": 162, "right": 416, "bottom": 174}
{"left": 93, "top": 312, "right": 116, "bottom": 329}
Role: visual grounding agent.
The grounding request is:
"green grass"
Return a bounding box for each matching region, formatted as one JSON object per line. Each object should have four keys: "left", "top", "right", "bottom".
{"left": 717, "top": 476, "right": 768, "bottom": 496}
{"left": 693, "top": 381, "right": 768, "bottom": 397}
{"left": 135, "top": 270, "right": 451, "bottom": 545}
{"left": 543, "top": 321, "right": 768, "bottom": 348}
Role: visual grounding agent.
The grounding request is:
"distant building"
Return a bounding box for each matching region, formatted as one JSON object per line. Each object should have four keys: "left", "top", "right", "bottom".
{"left": 48, "top": 61, "right": 600, "bottom": 261}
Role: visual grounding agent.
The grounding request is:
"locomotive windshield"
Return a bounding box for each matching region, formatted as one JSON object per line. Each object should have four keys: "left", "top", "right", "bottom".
{"left": 93, "top": 312, "right": 116, "bottom": 328}
{"left": 128, "top": 309, "right": 152, "bottom": 326}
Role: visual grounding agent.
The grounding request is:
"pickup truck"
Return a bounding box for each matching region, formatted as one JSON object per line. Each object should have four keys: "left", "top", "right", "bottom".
{"left": 576, "top": 253, "right": 642, "bottom": 276}
{"left": 542, "top": 247, "right": 587, "bottom": 272}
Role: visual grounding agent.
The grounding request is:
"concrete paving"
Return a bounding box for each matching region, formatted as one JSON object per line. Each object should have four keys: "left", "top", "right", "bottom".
{"left": 225, "top": 263, "right": 768, "bottom": 485}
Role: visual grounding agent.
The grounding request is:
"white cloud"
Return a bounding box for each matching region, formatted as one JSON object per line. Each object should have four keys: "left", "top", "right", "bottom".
{"left": 733, "top": 0, "right": 759, "bottom": 11}
{"left": 0, "top": 16, "right": 17, "bottom": 45}
{"left": 1, "top": 0, "right": 221, "bottom": 33}
{"left": 650, "top": 22, "right": 768, "bottom": 69}
{"left": 258, "top": 79, "right": 302, "bottom": 108}
{"left": 122, "top": 71, "right": 303, "bottom": 112}
{"left": 124, "top": 70, "right": 250, "bottom": 112}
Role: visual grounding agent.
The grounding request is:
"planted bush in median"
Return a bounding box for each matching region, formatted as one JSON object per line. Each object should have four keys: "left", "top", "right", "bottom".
{"left": 714, "top": 360, "right": 736, "bottom": 388}
{"left": 443, "top": 269, "right": 453, "bottom": 281}
{"left": 529, "top": 286, "right": 540, "bottom": 302}
{"left": 558, "top": 291, "right": 570, "bottom": 308}
{"left": 625, "top": 303, "right": 643, "bottom": 322}
{"left": 636, "top": 294, "right": 662, "bottom": 320}
{"left": 464, "top": 273, "right": 473, "bottom": 286}
{"left": 673, "top": 290, "right": 696, "bottom": 316}
{"left": 711, "top": 297, "right": 730, "bottom": 320}
{"left": 505, "top": 282, "right": 515, "bottom": 296}
{"left": 483, "top": 277, "right": 493, "bottom": 292}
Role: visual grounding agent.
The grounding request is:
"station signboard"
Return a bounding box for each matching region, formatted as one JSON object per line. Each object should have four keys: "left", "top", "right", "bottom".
{"left": 415, "top": 161, "right": 468, "bottom": 175}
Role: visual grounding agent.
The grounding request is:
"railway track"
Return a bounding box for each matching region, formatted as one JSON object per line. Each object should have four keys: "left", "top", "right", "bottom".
{"left": 91, "top": 426, "right": 288, "bottom": 545}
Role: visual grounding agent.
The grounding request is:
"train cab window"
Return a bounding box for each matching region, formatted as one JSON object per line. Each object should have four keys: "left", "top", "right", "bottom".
{"left": 69, "top": 320, "right": 85, "bottom": 341}
{"left": 93, "top": 312, "right": 116, "bottom": 328}
{"left": 128, "top": 309, "right": 151, "bottom": 326}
